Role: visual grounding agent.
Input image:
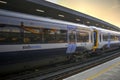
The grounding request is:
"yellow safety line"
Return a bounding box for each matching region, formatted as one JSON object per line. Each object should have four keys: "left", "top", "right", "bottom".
{"left": 86, "top": 61, "right": 120, "bottom": 80}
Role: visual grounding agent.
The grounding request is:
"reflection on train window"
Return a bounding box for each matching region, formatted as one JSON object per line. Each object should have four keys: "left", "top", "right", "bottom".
{"left": 103, "top": 34, "right": 109, "bottom": 41}
{"left": 69, "top": 30, "right": 76, "bottom": 42}
{"left": 99, "top": 33, "right": 101, "bottom": 42}
{"left": 115, "top": 35, "right": 119, "bottom": 41}
{"left": 0, "top": 24, "right": 67, "bottom": 44}
{"left": 23, "top": 27, "right": 43, "bottom": 44}
{"left": 118, "top": 35, "right": 120, "bottom": 41}
{"left": 0, "top": 24, "right": 22, "bottom": 44}
{"left": 110, "top": 35, "right": 119, "bottom": 41}
{"left": 44, "top": 29, "right": 67, "bottom": 43}
{"left": 111, "top": 35, "right": 115, "bottom": 41}
{"left": 58, "top": 30, "right": 67, "bottom": 43}
{"left": 77, "top": 31, "right": 89, "bottom": 42}
{"left": 103, "top": 34, "right": 119, "bottom": 41}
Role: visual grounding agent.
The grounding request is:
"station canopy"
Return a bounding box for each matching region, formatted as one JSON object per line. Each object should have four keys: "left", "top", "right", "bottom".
{"left": 0, "top": 0, "right": 120, "bottom": 31}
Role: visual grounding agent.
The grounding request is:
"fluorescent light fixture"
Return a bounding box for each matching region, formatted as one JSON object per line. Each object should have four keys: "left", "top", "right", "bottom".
{"left": 76, "top": 19, "right": 80, "bottom": 21}
{"left": 102, "top": 25, "right": 104, "bottom": 27}
{"left": 36, "top": 9, "right": 45, "bottom": 13}
{"left": 45, "top": 0, "right": 58, "bottom": 4}
{"left": 0, "top": 0, "right": 7, "bottom": 4}
{"left": 58, "top": 14, "right": 64, "bottom": 17}
{"left": 86, "top": 21, "right": 90, "bottom": 23}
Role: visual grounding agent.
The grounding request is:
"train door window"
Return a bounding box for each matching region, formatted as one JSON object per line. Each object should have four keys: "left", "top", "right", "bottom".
{"left": 0, "top": 24, "right": 21, "bottom": 44}
{"left": 113, "top": 35, "right": 116, "bottom": 41}
{"left": 99, "top": 33, "right": 101, "bottom": 42}
{"left": 110, "top": 35, "right": 113, "bottom": 41}
{"left": 68, "top": 30, "right": 76, "bottom": 43}
{"left": 114, "top": 35, "right": 117, "bottom": 41}
{"left": 117, "top": 35, "right": 120, "bottom": 41}
{"left": 83, "top": 32, "right": 89, "bottom": 42}
{"left": 113, "top": 35, "right": 115, "bottom": 41}
{"left": 76, "top": 31, "right": 81, "bottom": 42}
{"left": 91, "top": 32, "right": 93, "bottom": 43}
{"left": 93, "top": 31, "right": 97, "bottom": 46}
{"left": 103, "top": 34, "right": 108, "bottom": 41}
{"left": 23, "top": 26, "right": 43, "bottom": 44}
{"left": 119, "top": 35, "right": 120, "bottom": 41}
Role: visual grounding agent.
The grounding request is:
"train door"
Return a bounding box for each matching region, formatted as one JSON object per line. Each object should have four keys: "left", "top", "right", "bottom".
{"left": 66, "top": 26, "right": 77, "bottom": 54}
{"left": 93, "top": 30, "right": 98, "bottom": 51}
{"left": 107, "top": 33, "right": 111, "bottom": 48}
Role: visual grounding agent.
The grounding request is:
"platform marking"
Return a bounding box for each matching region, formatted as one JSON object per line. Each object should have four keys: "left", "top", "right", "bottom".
{"left": 86, "top": 61, "right": 120, "bottom": 80}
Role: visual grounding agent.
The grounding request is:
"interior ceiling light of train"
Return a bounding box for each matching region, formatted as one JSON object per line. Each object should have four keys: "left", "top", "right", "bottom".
{"left": 0, "top": 0, "right": 120, "bottom": 31}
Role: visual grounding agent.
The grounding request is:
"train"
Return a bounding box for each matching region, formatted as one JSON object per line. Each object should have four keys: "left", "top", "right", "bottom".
{"left": 0, "top": 9, "right": 120, "bottom": 74}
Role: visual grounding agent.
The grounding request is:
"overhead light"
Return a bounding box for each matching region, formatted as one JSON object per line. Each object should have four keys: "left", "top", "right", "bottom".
{"left": 86, "top": 21, "right": 90, "bottom": 23}
{"left": 76, "top": 19, "right": 80, "bottom": 21}
{"left": 36, "top": 9, "right": 45, "bottom": 13}
{"left": 58, "top": 14, "right": 64, "bottom": 17}
{"left": 96, "top": 24, "right": 98, "bottom": 26}
{"left": 0, "top": 0, "right": 7, "bottom": 4}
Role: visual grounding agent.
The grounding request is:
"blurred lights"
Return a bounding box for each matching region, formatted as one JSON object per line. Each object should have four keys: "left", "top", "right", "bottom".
{"left": 76, "top": 19, "right": 80, "bottom": 21}
{"left": 0, "top": 0, "right": 7, "bottom": 4}
{"left": 86, "top": 21, "right": 90, "bottom": 23}
{"left": 102, "top": 25, "right": 105, "bottom": 28}
{"left": 58, "top": 14, "right": 64, "bottom": 17}
{"left": 96, "top": 24, "right": 98, "bottom": 25}
{"left": 36, "top": 9, "right": 45, "bottom": 13}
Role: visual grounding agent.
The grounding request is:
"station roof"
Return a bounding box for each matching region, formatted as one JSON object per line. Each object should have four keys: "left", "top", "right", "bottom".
{"left": 0, "top": 0, "right": 120, "bottom": 31}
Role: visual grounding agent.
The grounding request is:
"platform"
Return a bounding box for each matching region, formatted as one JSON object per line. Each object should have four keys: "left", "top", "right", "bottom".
{"left": 64, "top": 57, "right": 120, "bottom": 80}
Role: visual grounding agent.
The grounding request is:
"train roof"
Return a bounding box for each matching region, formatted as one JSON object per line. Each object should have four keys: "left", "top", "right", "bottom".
{"left": 90, "top": 26, "right": 120, "bottom": 34}
{"left": 0, "top": 9, "right": 91, "bottom": 30}
{"left": 0, "top": 0, "right": 120, "bottom": 32}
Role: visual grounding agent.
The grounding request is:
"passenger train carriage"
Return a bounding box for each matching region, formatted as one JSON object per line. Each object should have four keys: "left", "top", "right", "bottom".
{"left": 92, "top": 26, "right": 120, "bottom": 51}
{"left": 0, "top": 9, "right": 120, "bottom": 74}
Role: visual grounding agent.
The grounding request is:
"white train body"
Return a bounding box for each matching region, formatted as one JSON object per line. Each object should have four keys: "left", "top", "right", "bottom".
{"left": 0, "top": 9, "right": 93, "bottom": 53}
{"left": 0, "top": 9, "right": 120, "bottom": 74}
{"left": 91, "top": 26, "right": 120, "bottom": 49}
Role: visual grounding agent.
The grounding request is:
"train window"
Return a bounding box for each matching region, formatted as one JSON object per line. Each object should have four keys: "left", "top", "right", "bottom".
{"left": 44, "top": 28, "right": 67, "bottom": 43}
{"left": 118, "top": 35, "right": 120, "bottom": 41}
{"left": 112, "top": 35, "right": 115, "bottom": 41}
{"left": 0, "top": 24, "right": 22, "bottom": 44}
{"left": 110, "top": 35, "right": 113, "bottom": 41}
{"left": 77, "top": 31, "right": 89, "bottom": 42}
{"left": 58, "top": 30, "right": 67, "bottom": 43}
{"left": 69, "top": 30, "right": 76, "bottom": 42}
{"left": 91, "top": 32, "right": 93, "bottom": 43}
{"left": 110, "top": 34, "right": 119, "bottom": 41}
{"left": 99, "top": 33, "right": 101, "bottom": 42}
{"left": 23, "top": 27, "right": 43, "bottom": 44}
{"left": 103, "top": 34, "right": 119, "bottom": 41}
{"left": 44, "top": 28, "right": 56, "bottom": 43}
{"left": 115, "top": 35, "right": 119, "bottom": 41}
{"left": 103, "top": 34, "right": 108, "bottom": 41}
{"left": 93, "top": 31, "right": 97, "bottom": 46}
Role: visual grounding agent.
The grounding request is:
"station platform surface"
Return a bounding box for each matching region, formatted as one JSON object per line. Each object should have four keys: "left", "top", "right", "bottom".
{"left": 63, "top": 56, "right": 120, "bottom": 80}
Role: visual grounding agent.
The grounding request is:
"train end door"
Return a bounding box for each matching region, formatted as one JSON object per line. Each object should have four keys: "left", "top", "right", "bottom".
{"left": 66, "top": 25, "right": 77, "bottom": 54}
{"left": 93, "top": 30, "right": 99, "bottom": 51}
